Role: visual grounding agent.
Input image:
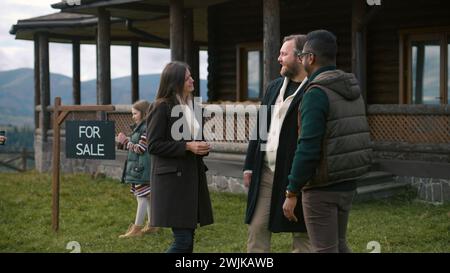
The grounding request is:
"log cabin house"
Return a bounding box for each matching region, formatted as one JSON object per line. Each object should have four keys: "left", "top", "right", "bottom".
{"left": 10, "top": 0, "right": 450, "bottom": 203}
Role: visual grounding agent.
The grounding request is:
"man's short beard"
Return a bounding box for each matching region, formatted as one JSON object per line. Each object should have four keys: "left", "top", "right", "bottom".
{"left": 281, "top": 65, "right": 299, "bottom": 79}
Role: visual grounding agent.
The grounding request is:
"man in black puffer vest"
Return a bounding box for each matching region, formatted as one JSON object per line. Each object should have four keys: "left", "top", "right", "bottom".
{"left": 283, "top": 30, "right": 372, "bottom": 253}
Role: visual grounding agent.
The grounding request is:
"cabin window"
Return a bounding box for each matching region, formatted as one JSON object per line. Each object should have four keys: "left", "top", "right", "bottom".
{"left": 247, "top": 51, "right": 263, "bottom": 99}
{"left": 411, "top": 40, "right": 440, "bottom": 104}
{"left": 400, "top": 30, "right": 450, "bottom": 104}
{"left": 237, "top": 43, "right": 263, "bottom": 101}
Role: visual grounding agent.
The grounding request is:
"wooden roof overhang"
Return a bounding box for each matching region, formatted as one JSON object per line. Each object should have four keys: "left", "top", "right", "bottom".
{"left": 28, "top": 0, "right": 232, "bottom": 48}
{"left": 10, "top": 11, "right": 170, "bottom": 47}
{"left": 10, "top": 0, "right": 230, "bottom": 47}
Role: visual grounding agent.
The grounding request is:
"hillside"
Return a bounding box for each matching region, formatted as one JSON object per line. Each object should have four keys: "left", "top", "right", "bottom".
{"left": 0, "top": 68, "right": 207, "bottom": 127}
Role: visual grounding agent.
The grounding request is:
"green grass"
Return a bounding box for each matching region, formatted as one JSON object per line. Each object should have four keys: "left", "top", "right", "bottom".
{"left": 0, "top": 171, "right": 449, "bottom": 253}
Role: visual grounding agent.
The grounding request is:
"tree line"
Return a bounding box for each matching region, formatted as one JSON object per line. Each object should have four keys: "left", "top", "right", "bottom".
{"left": 0, "top": 125, "right": 34, "bottom": 153}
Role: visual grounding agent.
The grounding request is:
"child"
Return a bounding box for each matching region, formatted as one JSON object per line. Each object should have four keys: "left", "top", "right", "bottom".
{"left": 117, "top": 100, "right": 158, "bottom": 238}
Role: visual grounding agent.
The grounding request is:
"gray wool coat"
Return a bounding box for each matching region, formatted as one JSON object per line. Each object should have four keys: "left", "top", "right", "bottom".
{"left": 146, "top": 101, "right": 213, "bottom": 229}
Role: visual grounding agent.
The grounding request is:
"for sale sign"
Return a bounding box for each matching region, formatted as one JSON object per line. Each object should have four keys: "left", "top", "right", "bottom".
{"left": 65, "top": 121, "right": 115, "bottom": 160}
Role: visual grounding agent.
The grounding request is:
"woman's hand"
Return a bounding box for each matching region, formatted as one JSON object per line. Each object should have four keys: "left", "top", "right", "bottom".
{"left": 117, "top": 132, "right": 127, "bottom": 144}
{"left": 186, "top": 141, "right": 210, "bottom": 155}
{"left": 243, "top": 172, "right": 252, "bottom": 188}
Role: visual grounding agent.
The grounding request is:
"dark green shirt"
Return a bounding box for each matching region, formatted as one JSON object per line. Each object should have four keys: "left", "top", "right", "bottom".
{"left": 287, "top": 66, "right": 335, "bottom": 193}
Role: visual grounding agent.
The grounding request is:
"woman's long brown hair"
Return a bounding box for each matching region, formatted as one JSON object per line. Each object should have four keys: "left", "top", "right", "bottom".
{"left": 147, "top": 61, "right": 190, "bottom": 115}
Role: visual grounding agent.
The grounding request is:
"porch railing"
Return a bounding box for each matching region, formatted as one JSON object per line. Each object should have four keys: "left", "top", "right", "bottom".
{"left": 35, "top": 103, "right": 450, "bottom": 154}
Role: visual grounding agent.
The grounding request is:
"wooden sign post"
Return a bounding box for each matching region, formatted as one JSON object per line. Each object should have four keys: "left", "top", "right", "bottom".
{"left": 52, "top": 97, "right": 115, "bottom": 232}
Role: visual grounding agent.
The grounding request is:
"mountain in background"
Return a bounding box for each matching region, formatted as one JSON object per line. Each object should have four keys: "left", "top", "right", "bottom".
{"left": 0, "top": 68, "right": 207, "bottom": 127}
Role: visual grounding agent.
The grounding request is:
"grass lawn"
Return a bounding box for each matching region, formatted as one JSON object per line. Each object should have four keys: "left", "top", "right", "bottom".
{"left": 0, "top": 171, "right": 449, "bottom": 253}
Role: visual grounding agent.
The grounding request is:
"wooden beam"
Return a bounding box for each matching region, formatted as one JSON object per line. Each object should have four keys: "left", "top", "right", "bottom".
{"left": 192, "top": 44, "right": 200, "bottom": 98}
{"left": 113, "top": 2, "right": 170, "bottom": 13}
{"left": 170, "top": 0, "right": 184, "bottom": 61}
{"left": 73, "top": 40, "right": 81, "bottom": 105}
{"left": 34, "top": 33, "right": 40, "bottom": 130}
{"left": 21, "top": 148, "right": 27, "bottom": 172}
{"left": 399, "top": 34, "right": 406, "bottom": 104}
{"left": 206, "top": 6, "right": 218, "bottom": 102}
{"left": 352, "top": 0, "right": 364, "bottom": 72}
{"left": 52, "top": 97, "right": 61, "bottom": 231}
{"left": 0, "top": 161, "right": 23, "bottom": 172}
{"left": 184, "top": 8, "right": 199, "bottom": 96}
{"left": 440, "top": 34, "right": 447, "bottom": 104}
{"left": 362, "top": 5, "right": 384, "bottom": 27}
{"left": 58, "top": 105, "right": 115, "bottom": 112}
{"left": 97, "top": 7, "right": 111, "bottom": 105}
{"left": 263, "top": 0, "right": 280, "bottom": 93}
{"left": 56, "top": 111, "right": 70, "bottom": 126}
{"left": 236, "top": 44, "right": 250, "bottom": 101}
{"left": 406, "top": 37, "right": 413, "bottom": 104}
{"left": 39, "top": 32, "right": 50, "bottom": 142}
{"left": 48, "top": 33, "right": 96, "bottom": 41}
{"left": 184, "top": 8, "right": 193, "bottom": 65}
{"left": 2, "top": 155, "right": 22, "bottom": 165}
{"left": 126, "top": 20, "right": 170, "bottom": 46}
{"left": 131, "top": 41, "right": 139, "bottom": 103}
{"left": 352, "top": 0, "right": 367, "bottom": 103}
{"left": 414, "top": 44, "right": 425, "bottom": 104}
{"left": 47, "top": 33, "right": 168, "bottom": 45}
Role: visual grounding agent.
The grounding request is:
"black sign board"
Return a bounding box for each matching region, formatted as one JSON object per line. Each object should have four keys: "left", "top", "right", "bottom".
{"left": 65, "top": 121, "right": 115, "bottom": 160}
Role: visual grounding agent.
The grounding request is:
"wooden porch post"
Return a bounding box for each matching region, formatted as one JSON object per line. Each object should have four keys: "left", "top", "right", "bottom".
{"left": 39, "top": 32, "right": 50, "bottom": 142}
{"left": 97, "top": 7, "right": 111, "bottom": 105}
{"left": 73, "top": 40, "right": 81, "bottom": 105}
{"left": 263, "top": 0, "right": 280, "bottom": 93}
{"left": 352, "top": 0, "right": 367, "bottom": 102}
{"left": 192, "top": 44, "right": 200, "bottom": 98}
{"left": 34, "top": 33, "right": 40, "bottom": 130}
{"left": 170, "top": 0, "right": 184, "bottom": 61}
{"left": 184, "top": 8, "right": 200, "bottom": 97}
{"left": 131, "top": 41, "right": 139, "bottom": 103}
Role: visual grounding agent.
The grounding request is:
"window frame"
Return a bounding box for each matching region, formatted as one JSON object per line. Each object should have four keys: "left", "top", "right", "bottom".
{"left": 236, "top": 42, "right": 263, "bottom": 102}
{"left": 399, "top": 27, "right": 450, "bottom": 104}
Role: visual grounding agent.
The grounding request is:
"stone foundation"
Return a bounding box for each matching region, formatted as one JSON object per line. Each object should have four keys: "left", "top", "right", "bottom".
{"left": 206, "top": 173, "right": 246, "bottom": 194}
{"left": 396, "top": 176, "right": 450, "bottom": 204}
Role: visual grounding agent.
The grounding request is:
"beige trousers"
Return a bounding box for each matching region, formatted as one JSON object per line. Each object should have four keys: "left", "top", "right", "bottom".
{"left": 247, "top": 165, "right": 311, "bottom": 253}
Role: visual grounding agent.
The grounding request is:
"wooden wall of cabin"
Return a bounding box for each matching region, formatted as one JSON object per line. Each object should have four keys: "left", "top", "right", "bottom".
{"left": 207, "top": 0, "right": 352, "bottom": 102}
{"left": 207, "top": 0, "right": 262, "bottom": 101}
{"left": 208, "top": 0, "right": 450, "bottom": 104}
{"left": 366, "top": 0, "right": 450, "bottom": 104}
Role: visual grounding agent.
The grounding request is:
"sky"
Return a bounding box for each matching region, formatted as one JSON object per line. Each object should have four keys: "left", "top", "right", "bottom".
{"left": 0, "top": 0, "right": 208, "bottom": 81}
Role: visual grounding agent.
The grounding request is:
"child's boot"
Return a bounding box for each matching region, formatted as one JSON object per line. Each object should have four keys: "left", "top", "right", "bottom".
{"left": 119, "top": 224, "right": 144, "bottom": 238}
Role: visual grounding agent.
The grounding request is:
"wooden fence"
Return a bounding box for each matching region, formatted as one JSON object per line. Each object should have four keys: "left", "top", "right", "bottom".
{"left": 0, "top": 148, "right": 34, "bottom": 172}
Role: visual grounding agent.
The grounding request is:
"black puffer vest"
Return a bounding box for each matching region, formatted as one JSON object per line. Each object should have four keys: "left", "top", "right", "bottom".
{"left": 300, "top": 70, "right": 372, "bottom": 189}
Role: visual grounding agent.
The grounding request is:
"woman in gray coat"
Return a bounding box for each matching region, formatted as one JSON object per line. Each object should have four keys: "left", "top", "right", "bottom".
{"left": 146, "top": 61, "right": 213, "bottom": 253}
